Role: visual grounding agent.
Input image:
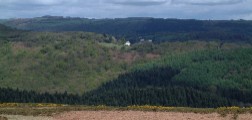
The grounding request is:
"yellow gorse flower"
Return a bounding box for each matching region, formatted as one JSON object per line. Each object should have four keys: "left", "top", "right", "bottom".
{"left": 127, "top": 105, "right": 174, "bottom": 110}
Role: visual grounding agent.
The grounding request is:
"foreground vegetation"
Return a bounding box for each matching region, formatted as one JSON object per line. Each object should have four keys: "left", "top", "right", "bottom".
{"left": 0, "top": 103, "right": 252, "bottom": 118}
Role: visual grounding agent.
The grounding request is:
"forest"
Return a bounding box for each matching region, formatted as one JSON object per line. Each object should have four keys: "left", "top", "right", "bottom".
{"left": 1, "top": 48, "right": 252, "bottom": 108}
{"left": 0, "top": 17, "right": 252, "bottom": 108}
{"left": 83, "top": 48, "right": 252, "bottom": 107}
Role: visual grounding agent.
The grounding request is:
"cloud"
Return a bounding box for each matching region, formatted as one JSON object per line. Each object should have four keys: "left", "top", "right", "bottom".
{"left": 108, "top": 0, "right": 167, "bottom": 6}
{"left": 171, "top": 0, "right": 245, "bottom": 6}
{"left": 244, "top": 14, "right": 252, "bottom": 19}
{"left": 0, "top": 0, "right": 68, "bottom": 6}
{"left": 0, "top": 0, "right": 251, "bottom": 19}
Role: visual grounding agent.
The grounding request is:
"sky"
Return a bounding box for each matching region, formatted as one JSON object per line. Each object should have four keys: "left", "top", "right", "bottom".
{"left": 0, "top": 0, "right": 251, "bottom": 20}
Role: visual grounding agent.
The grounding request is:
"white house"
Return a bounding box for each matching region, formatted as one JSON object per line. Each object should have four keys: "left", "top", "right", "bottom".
{"left": 140, "top": 39, "right": 145, "bottom": 42}
{"left": 125, "top": 41, "right": 131, "bottom": 46}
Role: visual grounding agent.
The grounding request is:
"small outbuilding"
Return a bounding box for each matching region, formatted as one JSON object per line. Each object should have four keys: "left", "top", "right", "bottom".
{"left": 125, "top": 41, "right": 131, "bottom": 46}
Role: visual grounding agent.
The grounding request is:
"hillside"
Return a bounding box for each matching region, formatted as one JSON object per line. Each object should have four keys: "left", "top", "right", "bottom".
{"left": 1, "top": 16, "right": 252, "bottom": 43}
{"left": 83, "top": 48, "right": 252, "bottom": 107}
{"left": 0, "top": 24, "right": 211, "bottom": 93}
{"left": 1, "top": 48, "right": 251, "bottom": 108}
{"left": 0, "top": 23, "right": 252, "bottom": 94}
{"left": 0, "top": 25, "right": 134, "bottom": 93}
{"left": 1, "top": 22, "right": 252, "bottom": 107}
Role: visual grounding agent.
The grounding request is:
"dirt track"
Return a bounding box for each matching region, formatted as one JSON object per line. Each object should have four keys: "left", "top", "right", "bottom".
{"left": 2, "top": 111, "right": 252, "bottom": 120}
{"left": 53, "top": 111, "right": 252, "bottom": 120}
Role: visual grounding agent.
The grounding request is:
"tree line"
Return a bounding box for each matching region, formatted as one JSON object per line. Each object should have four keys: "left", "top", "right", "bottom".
{"left": 3, "top": 17, "right": 252, "bottom": 43}
{"left": 1, "top": 66, "right": 251, "bottom": 108}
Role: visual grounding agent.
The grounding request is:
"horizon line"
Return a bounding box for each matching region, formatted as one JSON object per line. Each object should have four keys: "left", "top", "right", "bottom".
{"left": 0, "top": 15, "right": 251, "bottom": 21}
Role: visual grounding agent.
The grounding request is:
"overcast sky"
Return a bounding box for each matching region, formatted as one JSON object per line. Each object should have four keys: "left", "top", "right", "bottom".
{"left": 0, "top": 0, "right": 251, "bottom": 19}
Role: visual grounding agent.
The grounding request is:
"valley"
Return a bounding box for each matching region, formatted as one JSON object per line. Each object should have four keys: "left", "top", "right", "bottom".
{"left": 0, "top": 17, "right": 252, "bottom": 119}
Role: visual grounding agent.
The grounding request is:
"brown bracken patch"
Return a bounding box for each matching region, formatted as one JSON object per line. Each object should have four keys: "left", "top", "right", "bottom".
{"left": 53, "top": 111, "right": 252, "bottom": 120}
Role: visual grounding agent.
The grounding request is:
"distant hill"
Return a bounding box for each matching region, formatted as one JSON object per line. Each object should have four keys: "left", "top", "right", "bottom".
{"left": 1, "top": 16, "right": 252, "bottom": 43}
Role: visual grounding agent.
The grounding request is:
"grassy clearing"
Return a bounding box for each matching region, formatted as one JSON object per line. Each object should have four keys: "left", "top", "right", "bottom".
{"left": 0, "top": 103, "right": 252, "bottom": 117}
